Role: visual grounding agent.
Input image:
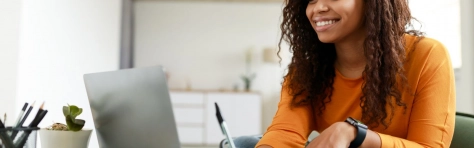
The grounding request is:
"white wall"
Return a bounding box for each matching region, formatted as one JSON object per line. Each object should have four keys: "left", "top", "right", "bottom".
{"left": 0, "top": 0, "right": 21, "bottom": 126}
{"left": 409, "top": 0, "right": 462, "bottom": 69}
{"left": 134, "top": 0, "right": 474, "bottom": 134}
{"left": 134, "top": 1, "right": 290, "bottom": 132}
{"left": 458, "top": 0, "right": 474, "bottom": 114}
{"left": 17, "top": 0, "right": 122, "bottom": 147}
{"left": 411, "top": 0, "right": 473, "bottom": 114}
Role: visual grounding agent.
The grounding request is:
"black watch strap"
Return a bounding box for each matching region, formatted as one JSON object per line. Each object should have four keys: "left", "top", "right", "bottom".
{"left": 345, "top": 117, "right": 367, "bottom": 148}
{"left": 349, "top": 124, "right": 367, "bottom": 148}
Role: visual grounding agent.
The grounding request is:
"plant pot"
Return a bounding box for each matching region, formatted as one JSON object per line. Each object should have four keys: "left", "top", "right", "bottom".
{"left": 39, "top": 129, "right": 92, "bottom": 148}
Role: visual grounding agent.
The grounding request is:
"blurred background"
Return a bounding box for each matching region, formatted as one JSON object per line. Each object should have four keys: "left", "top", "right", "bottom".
{"left": 0, "top": 0, "right": 472, "bottom": 147}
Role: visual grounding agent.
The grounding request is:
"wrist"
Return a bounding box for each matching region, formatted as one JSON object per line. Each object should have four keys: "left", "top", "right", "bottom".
{"left": 344, "top": 117, "right": 368, "bottom": 148}
{"left": 341, "top": 121, "right": 357, "bottom": 142}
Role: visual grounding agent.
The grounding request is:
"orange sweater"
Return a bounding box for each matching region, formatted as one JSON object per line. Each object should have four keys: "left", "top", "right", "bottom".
{"left": 256, "top": 34, "right": 456, "bottom": 148}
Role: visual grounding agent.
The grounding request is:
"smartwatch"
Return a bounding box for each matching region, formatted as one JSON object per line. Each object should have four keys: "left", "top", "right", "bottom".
{"left": 345, "top": 117, "right": 368, "bottom": 148}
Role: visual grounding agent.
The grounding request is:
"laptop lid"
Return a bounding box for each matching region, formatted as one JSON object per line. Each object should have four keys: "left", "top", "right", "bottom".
{"left": 83, "top": 66, "right": 180, "bottom": 148}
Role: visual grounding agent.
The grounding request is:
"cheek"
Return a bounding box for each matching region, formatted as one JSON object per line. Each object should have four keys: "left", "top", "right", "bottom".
{"left": 306, "top": 6, "right": 313, "bottom": 22}
{"left": 341, "top": 1, "right": 364, "bottom": 26}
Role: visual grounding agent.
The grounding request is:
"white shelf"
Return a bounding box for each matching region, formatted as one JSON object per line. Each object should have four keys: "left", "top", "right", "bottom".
{"left": 170, "top": 91, "right": 262, "bottom": 145}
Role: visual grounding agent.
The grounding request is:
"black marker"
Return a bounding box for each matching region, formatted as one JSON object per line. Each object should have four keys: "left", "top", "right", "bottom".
{"left": 215, "top": 102, "right": 235, "bottom": 148}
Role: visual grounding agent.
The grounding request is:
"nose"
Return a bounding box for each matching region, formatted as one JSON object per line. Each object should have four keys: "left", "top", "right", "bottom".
{"left": 312, "top": 1, "right": 329, "bottom": 14}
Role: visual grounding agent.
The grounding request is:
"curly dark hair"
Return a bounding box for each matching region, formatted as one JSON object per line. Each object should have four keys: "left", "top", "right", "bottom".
{"left": 280, "top": 0, "right": 423, "bottom": 128}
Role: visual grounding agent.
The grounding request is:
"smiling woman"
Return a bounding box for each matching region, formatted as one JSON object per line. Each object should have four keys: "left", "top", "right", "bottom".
{"left": 256, "top": 0, "right": 455, "bottom": 147}
{"left": 307, "top": 0, "right": 365, "bottom": 43}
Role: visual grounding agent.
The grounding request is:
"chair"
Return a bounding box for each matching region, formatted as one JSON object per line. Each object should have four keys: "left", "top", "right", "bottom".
{"left": 451, "top": 112, "right": 474, "bottom": 148}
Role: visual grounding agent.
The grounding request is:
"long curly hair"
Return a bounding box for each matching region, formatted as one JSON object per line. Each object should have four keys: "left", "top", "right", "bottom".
{"left": 280, "top": 0, "right": 423, "bottom": 128}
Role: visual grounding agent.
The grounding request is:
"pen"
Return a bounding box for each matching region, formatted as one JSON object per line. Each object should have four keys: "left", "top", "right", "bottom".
{"left": 215, "top": 102, "right": 236, "bottom": 148}
{"left": 11, "top": 101, "right": 36, "bottom": 139}
{"left": 14, "top": 103, "right": 29, "bottom": 127}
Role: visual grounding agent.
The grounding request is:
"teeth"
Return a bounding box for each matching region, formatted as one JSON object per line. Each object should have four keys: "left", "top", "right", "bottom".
{"left": 316, "top": 20, "right": 337, "bottom": 27}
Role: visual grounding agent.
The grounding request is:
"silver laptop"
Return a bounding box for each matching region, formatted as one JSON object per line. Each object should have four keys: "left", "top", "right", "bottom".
{"left": 83, "top": 66, "right": 180, "bottom": 148}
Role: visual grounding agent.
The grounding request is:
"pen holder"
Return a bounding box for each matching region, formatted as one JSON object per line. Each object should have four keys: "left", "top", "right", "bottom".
{"left": 0, "top": 127, "right": 39, "bottom": 148}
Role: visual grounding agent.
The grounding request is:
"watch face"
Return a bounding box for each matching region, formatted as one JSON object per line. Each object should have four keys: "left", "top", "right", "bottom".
{"left": 348, "top": 117, "right": 368, "bottom": 129}
{"left": 356, "top": 120, "right": 367, "bottom": 129}
{"left": 358, "top": 123, "right": 368, "bottom": 129}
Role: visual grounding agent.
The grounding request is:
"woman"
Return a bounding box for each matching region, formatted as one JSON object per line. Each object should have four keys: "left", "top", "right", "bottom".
{"left": 256, "top": 0, "right": 455, "bottom": 147}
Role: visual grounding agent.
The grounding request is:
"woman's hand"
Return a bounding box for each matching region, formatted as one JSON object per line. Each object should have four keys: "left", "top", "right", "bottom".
{"left": 306, "top": 122, "right": 356, "bottom": 148}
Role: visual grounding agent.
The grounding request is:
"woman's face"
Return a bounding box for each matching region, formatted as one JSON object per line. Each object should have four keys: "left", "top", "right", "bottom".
{"left": 306, "top": 0, "right": 365, "bottom": 43}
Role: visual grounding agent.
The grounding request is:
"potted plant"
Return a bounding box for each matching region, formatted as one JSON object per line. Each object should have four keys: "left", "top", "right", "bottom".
{"left": 39, "top": 104, "right": 92, "bottom": 148}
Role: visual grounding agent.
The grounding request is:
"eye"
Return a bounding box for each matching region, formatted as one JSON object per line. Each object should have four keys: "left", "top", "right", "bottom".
{"left": 308, "top": 0, "right": 318, "bottom": 4}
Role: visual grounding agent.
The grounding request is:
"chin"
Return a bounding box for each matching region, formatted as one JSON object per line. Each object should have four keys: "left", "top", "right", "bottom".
{"left": 317, "top": 35, "right": 336, "bottom": 43}
{"left": 318, "top": 39, "right": 334, "bottom": 43}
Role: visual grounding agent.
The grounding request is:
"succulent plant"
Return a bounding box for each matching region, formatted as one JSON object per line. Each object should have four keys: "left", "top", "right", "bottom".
{"left": 63, "top": 105, "right": 85, "bottom": 131}
{"left": 48, "top": 105, "right": 85, "bottom": 131}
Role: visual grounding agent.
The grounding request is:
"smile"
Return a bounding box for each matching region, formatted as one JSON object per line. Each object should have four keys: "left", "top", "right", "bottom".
{"left": 314, "top": 19, "right": 340, "bottom": 32}
{"left": 315, "top": 19, "right": 339, "bottom": 27}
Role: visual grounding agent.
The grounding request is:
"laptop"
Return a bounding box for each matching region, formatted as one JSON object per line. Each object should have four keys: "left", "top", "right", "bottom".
{"left": 83, "top": 66, "right": 180, "bottom": 148}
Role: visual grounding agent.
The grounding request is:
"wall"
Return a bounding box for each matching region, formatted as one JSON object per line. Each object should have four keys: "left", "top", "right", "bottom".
{"left": 458, "top": 0, "right": 474, "bottom": 114}
{"left": 409, "top": 0, "right": 462, "bottom": 69}
{"left": 410, "top": 0, "right": 473, "bottom": 114}
{"left": 0, "top": 0, "right": 21, "bottom": 126}
{"left": 16, "top": 0, "right": 122, "bottom": 147}
{"left": 134, "top": 1, "right": 290, "bottom": 132}
{"left": 409, "top": 1, "right": 471, "bottom": 113}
